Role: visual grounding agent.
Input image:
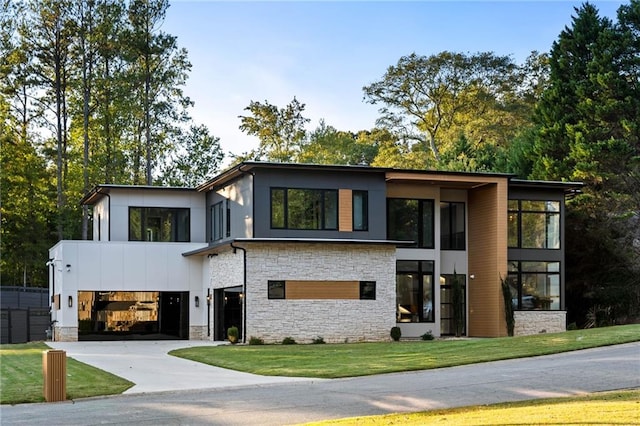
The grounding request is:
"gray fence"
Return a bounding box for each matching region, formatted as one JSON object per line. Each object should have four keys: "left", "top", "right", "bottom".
{"left": 1, "top": 307, "right": 50, "bottom": 343}
{"left": 1, "top": 287, "right": 50, "bottom": 344}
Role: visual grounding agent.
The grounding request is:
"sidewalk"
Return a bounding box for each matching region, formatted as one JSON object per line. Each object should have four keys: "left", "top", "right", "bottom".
{"left": 49, "top": 340, "right": 315, "bottom": 394}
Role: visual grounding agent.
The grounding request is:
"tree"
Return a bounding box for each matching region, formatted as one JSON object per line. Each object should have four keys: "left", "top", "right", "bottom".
{"left": 238, "top": 97, "right": 310, "bottom": 162}
{"left": 533, "top": 2, "right": 640, "bottom": 326}
{"left": 125, "top": 0, "right": 192, "bottom": 184}
{"left": 363, "top": 51, "right": 520, "bottom": 167}
{"left": 298, "top": 120, "right": 380, "bottom": 165}
{"left": 159, "top": 124, "right": 224, "bottom": 187}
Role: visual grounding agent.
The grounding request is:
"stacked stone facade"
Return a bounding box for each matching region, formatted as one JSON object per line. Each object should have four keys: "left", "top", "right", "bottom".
{"left": 514, "top": 311, "right": 566, "bottom": 336}
{"left": 209, "top": 243, "right": 397, "bottom": 343}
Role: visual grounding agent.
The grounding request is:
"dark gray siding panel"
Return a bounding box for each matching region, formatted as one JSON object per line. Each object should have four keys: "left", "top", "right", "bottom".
{"left": 253, "top": 168, "right": 387, "bottom": 239}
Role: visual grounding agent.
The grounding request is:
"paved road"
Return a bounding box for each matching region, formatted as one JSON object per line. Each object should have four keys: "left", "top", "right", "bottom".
{"left": 2, "top": 342, "right": 639, "bottom": 425}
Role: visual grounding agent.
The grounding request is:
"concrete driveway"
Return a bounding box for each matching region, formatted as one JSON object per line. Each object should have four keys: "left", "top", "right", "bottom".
{"left": 1, "top": 341, "right": 638, "bottom": 425}
{"left": 47, "top": 340, "right": 315, "bottom": 393}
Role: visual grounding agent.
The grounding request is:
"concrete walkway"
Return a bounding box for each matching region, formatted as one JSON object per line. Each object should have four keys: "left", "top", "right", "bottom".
{"left": 48, "top": 340, "right": 315, "bottom": 393}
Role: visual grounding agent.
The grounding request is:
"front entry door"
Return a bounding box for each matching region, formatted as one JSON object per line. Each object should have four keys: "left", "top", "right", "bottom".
{"left": 214, "top": 286, "right": 243, "bottom": 341}
{"left": 440, "top": 275, "right": 466, "bottom": 336}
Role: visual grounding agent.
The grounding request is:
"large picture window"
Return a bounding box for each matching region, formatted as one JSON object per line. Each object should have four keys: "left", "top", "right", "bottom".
{"left": 271, "top": 188, "right": 338, "bottom": 230}
{"left": 129, "top": 207, "right": 189, "bottom": 242}
{"left": 508, "top": 261, "right": 560, "bottom": 310}
{"left": 396, "top": 260, "right": 434, "bottom": 322}
{"left": 508, "top": 200, "right": 560, "bottom": 249}
{"left": 440, "top": 202, "right": 465, "bottom": 250}
{"left": 387, "top": 199, "right": 434, "bottom": 248}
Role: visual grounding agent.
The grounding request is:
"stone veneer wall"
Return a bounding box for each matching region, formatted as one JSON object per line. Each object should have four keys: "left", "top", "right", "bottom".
{"left": 514, "top": 311, "right": 566, "bottom": 336}
{"left": 54, "top": 326, "right": 78, "bottom": 342}
{"left": 189, "top": 326, "right": 208, "bottom": 340}
{"left": 233, "top": 243, "right": 397, "bottom": 344}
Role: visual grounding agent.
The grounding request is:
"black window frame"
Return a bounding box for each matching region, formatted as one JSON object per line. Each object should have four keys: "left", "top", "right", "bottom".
{"left": 395, "top": 260, "right": 435, "bottom": 323}
{"left": 128, "top": 207, "right": 190, "bottom": 242}
{"left": 211, "top": 201, "right": 224, "bottom": 242}
{"left": 359, "top": 281, "right": 376, "bottom": 300}
{"left": 270, "top": 187, "right": 339, "bottom": 230}
{"left": 352, "top": 190, "right": 369, "bottom": 231}
{"left": 507, "top": 261, "right": 561, "bottom": 311}
{"left": 387, "top": 198, "right": 435, "bottom": 248}
{"left": 508, "top": 199, "right": 561, "bottom": 249}
{"left": 267, "top": 280, "right": 286, "bottom": 299}
{"left": 440, "top": 201, "right": 465, "bottom": 250}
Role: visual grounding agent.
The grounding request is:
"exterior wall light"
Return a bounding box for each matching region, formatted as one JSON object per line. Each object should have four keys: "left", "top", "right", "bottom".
{"left": 66, "top": 264, "right": 71, "bottom": 272}
{"left": 469, "top": 274, "right": 476, "bottom": 280}
{"left": 68, "top": 296, "right": 73, "bottom": 308}
{"left": 195, "top": 296, "right": 200, "bottom": 308}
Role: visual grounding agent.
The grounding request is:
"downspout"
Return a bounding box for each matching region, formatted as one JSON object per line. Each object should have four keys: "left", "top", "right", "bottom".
{"left": 229, "top": 242, "right": 247, "bottom": 344}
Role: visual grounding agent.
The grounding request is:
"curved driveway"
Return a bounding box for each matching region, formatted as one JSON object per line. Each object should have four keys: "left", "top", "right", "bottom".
{"left": 1, "top": 342, "right": 638, "bottom": 425}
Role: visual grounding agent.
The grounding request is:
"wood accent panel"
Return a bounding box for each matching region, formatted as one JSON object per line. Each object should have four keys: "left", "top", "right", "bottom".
{"left": 339, "top": 189, "right": 353, "bottom": 232}
{"left": 286, "top": 280, "right": 359, "bottom": 299}
{"left": 467, "top": 180, "right": 509, "bottom": 337}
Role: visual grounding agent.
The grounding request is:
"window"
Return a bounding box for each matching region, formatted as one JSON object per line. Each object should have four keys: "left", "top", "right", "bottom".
{"left": 270, "top": 188, "right": 338, "bottom": 230}
{"left": 211, "top": 202, "right": 223, "bottom": 241}
{"left": 508, "top": 261, "right": 560, "bottom": 310}
{"left": 359, "top": 281, "right": 376, "bottom": 300}
{"left": 226, "top": 199, "right": 231, "bottom": 238}
{"left": 353, "top": 190, "right": 368, "bottom": 231}
{"left": 129, "top": 207, "right": 189, "bottom": 242}
{"left": 387, "top": 199, "right": 434, "bottom": 248}
{"left": 396, "top": 261, "right": 434, "bottom": 322}
{"left": 508, "top": 200, "right": 560, "bottom": 249}
{"left": 441, "top": 202, "right": 465, "bottom": 250}
{"left": 268, "top": 281, "right": 286, "bottom": 299}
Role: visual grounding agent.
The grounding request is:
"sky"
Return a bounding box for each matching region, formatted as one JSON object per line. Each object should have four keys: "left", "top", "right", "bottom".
{"left": 162, "top": 1, "right": 626, "bottom": 164}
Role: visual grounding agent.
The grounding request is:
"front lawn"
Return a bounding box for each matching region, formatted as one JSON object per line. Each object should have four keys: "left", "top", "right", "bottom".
{"left": 304, "top": 389, "right": 640, "bottom": 425}
{"left": 0, "top": 342, "right": 133, "bottom": 404}
{"left": 170, "top": 324, "right": 640, "bottom": 378}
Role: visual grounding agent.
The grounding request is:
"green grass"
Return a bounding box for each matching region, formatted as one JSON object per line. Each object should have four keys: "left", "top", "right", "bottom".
{"left": 0, "top": 342, "right": 133, "bottom": 404}
{"left": 303, "top": 389, "right": 640, "bottom": 425}
{"left": 170, "top": 324, "right": 640, "bottom": 378}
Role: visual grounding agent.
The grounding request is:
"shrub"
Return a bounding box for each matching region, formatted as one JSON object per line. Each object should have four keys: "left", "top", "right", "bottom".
{"left": 390, "top": 326, "right": 401, "bottom": 341}
{"left": 248, "top": 336, "right": 264, "bottom": 345}
{"left": 227, "top": 326, "right": 239, "bottom": 344}
{"left": 312, "top": 336, "right": 325, "bottom": 344}
{"left": 421, "top": 331, "right": 434, "bottom": 341}
{"left": 567, "top": 322, "right": 578, "bottom": 330}
{"left": 282, "top": 336, "right": 297, "bottom": 345}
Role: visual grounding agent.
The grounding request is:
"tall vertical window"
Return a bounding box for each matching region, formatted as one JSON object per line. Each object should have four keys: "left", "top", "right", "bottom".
{"left": 387, "top": 199, "right": 434, "bottom": 248}
{"left": 508, "top": 261, "right": 560, "bottom": 310}
{"left": 440, "top": 202, "right": 465, "bottom": 250}
{"left": 270, "top": 188, "right": 338, "bottom": 230}
{"left": 396, "top": 260, "right": 434, "bottom": 322}
{"left": 353, "top": 190, "right": 368, "bottom": 231}
{"left": 211, "top": 202, "right": 223, "bottom": 241}
{"left": 508, "top": 200, "right": 560, "bottom": 249}
{"left": 129, "top": 207, "right": 190, "bottom": 242}
{"left": 225, "top": 199, "right": 231, "bottom": 238}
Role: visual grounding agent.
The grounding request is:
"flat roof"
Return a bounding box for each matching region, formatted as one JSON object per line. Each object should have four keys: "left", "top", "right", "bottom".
{"left": 182, "top": 237, "right": 414, "bottom": 257}
{"left": 80, "top": 184, "right": 196, "bottom": 205}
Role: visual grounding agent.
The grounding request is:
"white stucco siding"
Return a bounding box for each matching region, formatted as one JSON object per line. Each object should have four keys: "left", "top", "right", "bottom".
{"left": 105, "top": 190, "right": 206, "bottom": 242}
{"left": 48, "top": 241, "right": 206, "bottom": 340}
{"left": 242, "top": 243, "right": 396, "bottom": 343}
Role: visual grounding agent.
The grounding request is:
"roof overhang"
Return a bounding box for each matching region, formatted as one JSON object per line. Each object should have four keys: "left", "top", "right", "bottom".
{"left": 80, "top": 184, "right": 195, "bottom": 205}
{"left": 385, "top": 170, "right": 514, "bottom": 190}
{"left": 182, "top": 238, "right": 413, "bottom": 257}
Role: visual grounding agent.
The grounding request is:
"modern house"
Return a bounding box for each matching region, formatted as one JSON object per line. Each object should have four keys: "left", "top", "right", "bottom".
{"left": 48, "top": 162, "right": 580, "bottom": 342}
